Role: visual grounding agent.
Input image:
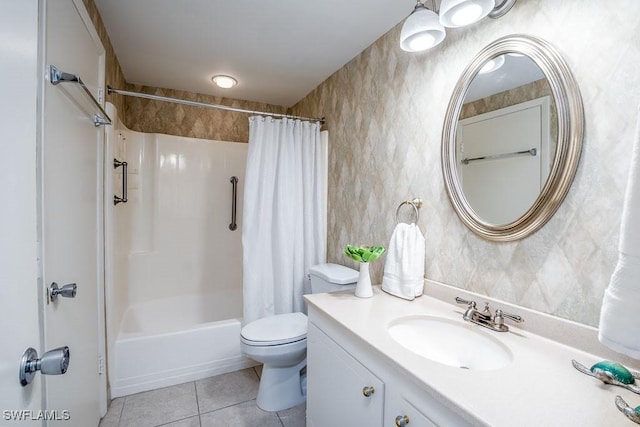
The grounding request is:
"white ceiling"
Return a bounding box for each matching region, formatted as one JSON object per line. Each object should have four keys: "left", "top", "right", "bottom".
{"left": 94, "top": 0, "right": 416, "bottom": 107}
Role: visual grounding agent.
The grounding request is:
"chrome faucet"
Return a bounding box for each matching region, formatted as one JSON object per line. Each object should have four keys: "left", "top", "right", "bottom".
{"left": 455, "top": 297, "right": 523, "bottom": 332}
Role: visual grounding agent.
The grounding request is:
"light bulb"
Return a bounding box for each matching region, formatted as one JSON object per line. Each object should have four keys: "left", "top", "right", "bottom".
{"left": 409, "top": 33, "right": 437, "bottom": 51}
{"left": 451, "top": 3, "right": 483, "bottom": 26}
{"left": 212, "top": 75, "right": 237, "bottom": 89}
{"left": 439, "top": 0, "right": 495, "bottom": 28}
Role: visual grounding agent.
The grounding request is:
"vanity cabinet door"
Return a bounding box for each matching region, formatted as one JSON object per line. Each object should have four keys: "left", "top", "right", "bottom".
{"left": 385, "top": 390, "right": 437, "bottom": 427}
{"left": 307, "top": 323, "right": 384, "bottom": 427}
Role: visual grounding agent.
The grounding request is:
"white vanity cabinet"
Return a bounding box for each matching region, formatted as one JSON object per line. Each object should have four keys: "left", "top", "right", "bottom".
{"left": 384, "top": 389, "right": 437, "bottom": 427}
{"left": 307, "top": 312, "right": 470, "bottom": 427}
{"left": 307, "top": 323, "right": 384, "bottom": 427}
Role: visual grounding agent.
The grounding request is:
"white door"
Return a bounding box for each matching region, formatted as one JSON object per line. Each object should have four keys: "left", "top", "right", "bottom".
{"left": 42, "top": 0, "right": 106, "bottom": 425}
{"left": 0, "top": 0, "right": 106, "bottom": 425}
{"left": 457, "top": 97, "right": 551, "bottom": 225}
{"left": 0, "top": 2, "right": 42, "bottom": 426}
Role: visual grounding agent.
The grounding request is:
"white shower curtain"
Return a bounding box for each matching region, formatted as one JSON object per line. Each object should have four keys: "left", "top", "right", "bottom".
{"left": 242, "top": 116, "right": 327, "bottom": 324}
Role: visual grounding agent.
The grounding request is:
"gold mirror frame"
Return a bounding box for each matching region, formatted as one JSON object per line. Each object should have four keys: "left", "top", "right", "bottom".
{"left": 441, "top": 34, "right": 584, "bottom": 242}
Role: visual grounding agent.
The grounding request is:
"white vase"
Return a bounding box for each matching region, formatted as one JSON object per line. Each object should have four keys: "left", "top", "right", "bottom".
{"left": 354, "top": 262, "right": 373, "bottom": 298}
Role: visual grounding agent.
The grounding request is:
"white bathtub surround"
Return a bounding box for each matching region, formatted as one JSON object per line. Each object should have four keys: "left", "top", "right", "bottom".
{"left": 599, "top": 105, "right": 640, "bottom": 359}
{"left": 242, "top": 117, "right": 328, "bottom": 323}
{"left": 382, "top": 223, "right": 426, "bottom": 300}
{"left": 104, "top": 104, "right": 250, "bottom": 397}
{"left": 305, "top": 282, "right": 640, "bottom": 426}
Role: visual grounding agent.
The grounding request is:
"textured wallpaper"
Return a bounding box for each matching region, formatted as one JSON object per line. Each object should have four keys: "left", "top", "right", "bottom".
{"left": 83, "top": 0, "right": 127, "bottom": 121}
{"left": 291, "top": 0, "right": 640, "bottom": 326}
{"left": 123, "top": 84, "right": 286, "bottom": 143}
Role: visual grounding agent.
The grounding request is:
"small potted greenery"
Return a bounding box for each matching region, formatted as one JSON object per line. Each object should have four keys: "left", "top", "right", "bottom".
{"left": 343, "top": 245, "right": 385, "bottom": 298}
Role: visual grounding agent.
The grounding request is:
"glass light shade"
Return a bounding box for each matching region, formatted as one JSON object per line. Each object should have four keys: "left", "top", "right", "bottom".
{"left": 439, "top": 0, "right": 495, "bottom": 28}
{"left": 478, "top": 55, "right": 505, "bottom": 74}
{"left": 212, "top": 75, "right": 237, "bottom": 88}
{"left": 400, "top": 5, "right": 446, "bottom": 52}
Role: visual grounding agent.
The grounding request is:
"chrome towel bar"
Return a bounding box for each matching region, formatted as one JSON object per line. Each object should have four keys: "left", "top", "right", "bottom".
{"left": 48, "top": 65, "right": 111, "bottom": 127}
{"left": 462, "top": 147, "right": 537, "bottom": 165}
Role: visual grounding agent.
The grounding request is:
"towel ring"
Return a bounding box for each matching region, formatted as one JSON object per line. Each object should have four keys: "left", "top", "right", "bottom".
{"left": 395, "top": 198, "right": 423, "bottom": 224}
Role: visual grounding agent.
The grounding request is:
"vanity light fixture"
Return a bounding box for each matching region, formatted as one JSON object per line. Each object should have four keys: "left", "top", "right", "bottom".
{"left": 212, "top": 75, "right": 237, "bottom": 89}
{"left": 400, "top": 0, "right": 517, "bottom": 53}
{"left": 399, "top": 2, "right": 446, "bottom": 52}
{"left": 439, "top": 0, "right": 495, "bottom": 28}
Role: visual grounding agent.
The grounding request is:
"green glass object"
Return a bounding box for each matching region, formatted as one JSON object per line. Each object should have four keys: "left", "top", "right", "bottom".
{"left": 591, "top": 361, "right": 635, "bottom": 385}
{"left": 343, "top": 245, "right": 385, "bottom": 263}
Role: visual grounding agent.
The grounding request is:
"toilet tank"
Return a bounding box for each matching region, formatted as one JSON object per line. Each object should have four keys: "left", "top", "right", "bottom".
{"left": 309, "top": 263, "right": 358, "bottom": 293}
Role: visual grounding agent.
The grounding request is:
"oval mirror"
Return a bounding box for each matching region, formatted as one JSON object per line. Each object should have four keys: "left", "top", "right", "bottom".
{"left": 441, "top": 34, "right": 584, "bottom": 242}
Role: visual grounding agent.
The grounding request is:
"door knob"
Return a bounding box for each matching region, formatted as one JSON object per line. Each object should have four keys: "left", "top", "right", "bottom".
{"left": 395, "top": 415, "right": 410, "bottom": 426}
{"left": 20, "top": 346, "right": 70, "bottom": 386}
{"left": 49, "top": 282, "right": 77, "bottom": 302}
{"left": 362, "top": 386, "right": 375, "bottom": 397}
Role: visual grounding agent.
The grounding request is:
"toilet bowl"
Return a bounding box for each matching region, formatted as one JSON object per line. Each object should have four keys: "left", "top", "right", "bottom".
{"left": 240, "top": 263, "right": 358, "bottom": 411}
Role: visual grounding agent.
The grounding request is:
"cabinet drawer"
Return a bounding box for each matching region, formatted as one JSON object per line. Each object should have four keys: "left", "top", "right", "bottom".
{"left": 307, "top": 323, "right": 385, "bottom": 427}
{"left": 385, "top": 391, "right": 437, "bottom": 427}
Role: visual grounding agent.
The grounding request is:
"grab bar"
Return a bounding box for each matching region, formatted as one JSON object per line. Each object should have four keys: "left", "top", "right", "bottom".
{"left": 114, "top": 159, "right": 128, "bottom": 205}
{"left": 48, "top": 65, "right": 112, "bottom": 127}
{"left": 229, "top": 176, "right": 238, "bottom": 231}
{"left": 462, "top": 148, "right": 537, "bottom": 165}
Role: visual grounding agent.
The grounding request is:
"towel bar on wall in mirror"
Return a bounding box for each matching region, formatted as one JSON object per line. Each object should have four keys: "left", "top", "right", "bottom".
{"left": 48, "top": 65, "right": 112, "bottom": 127}
{"left": 441, "top": 34, "right": 584, "bottom": 242}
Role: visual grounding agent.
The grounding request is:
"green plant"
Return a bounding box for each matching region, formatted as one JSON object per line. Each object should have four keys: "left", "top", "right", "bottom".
{"left": 343, "top": 245, "right": 385, "bottom": 263}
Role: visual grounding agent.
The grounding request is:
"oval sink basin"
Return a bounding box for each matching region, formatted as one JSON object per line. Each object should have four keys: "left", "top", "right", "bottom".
{"left": 387, "top": 315, "right": 513, "bottom": 371}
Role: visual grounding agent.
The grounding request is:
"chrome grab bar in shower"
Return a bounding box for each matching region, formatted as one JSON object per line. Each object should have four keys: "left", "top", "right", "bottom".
{"left": 229, "top": 176, "right": 238, "bottom": 231}
{"left": 114, "top": 158, "right": 128, "bottom": 205}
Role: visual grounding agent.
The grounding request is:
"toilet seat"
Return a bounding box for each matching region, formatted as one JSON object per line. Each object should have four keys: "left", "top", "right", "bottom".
{"left": 241, "top": 312, "right": 307, "bottom": 346}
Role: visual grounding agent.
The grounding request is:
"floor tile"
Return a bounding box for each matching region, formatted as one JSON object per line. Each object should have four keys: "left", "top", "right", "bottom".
{"left": 253, "top": 364, "right": 263, "bottom": 379}
{"left": 119, "top": 382, "right": 198, "bottom": 427}
{"left": 200, "top": 400, "right": 282, "bottom": 427}
{"left": 195, "top": 369, "right": 259, "bottom": 413}
{"left": 277, "top": 403, "right": 306, "bottom": 427}
{"left": 98, "top": 397, "right": 124, "bottom": 427}
{"left": 158, "top": 415, "right": 201, "bottom": 427}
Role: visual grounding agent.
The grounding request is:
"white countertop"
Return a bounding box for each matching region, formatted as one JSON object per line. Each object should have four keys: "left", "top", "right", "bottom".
{"left": 305, "top": 285, "right": 638, "bottom": 426}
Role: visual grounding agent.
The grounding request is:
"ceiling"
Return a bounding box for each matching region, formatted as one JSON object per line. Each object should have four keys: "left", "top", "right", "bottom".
{"left": 94, "top": 0, "right": 416, "bottom": 107}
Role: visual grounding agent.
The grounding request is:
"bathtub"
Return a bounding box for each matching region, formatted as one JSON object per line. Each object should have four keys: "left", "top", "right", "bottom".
{"left": 110, "top": 289, "right": 255, "bottom": 397}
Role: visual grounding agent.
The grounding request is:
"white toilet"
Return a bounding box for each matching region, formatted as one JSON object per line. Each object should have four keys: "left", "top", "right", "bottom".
{"left": 240, "top": 263, "right": 358, "bottom": 411}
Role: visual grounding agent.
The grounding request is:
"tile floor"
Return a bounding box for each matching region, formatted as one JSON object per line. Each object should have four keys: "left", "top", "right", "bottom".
{"left": 99, "top": 366, "right": 306, "bottom": 427}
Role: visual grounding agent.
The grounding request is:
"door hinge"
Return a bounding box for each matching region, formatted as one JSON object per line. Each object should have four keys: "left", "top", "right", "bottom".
{"left": 98, "top": 87, "right": 104, "bottom": 104}
{"left": 98, "top": 356, "right": 105, "bottom": 375}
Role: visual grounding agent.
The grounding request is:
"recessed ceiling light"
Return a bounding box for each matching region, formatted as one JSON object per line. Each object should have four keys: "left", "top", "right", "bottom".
{"left": 212, "top": 75, "right": 237, "bottom": 89}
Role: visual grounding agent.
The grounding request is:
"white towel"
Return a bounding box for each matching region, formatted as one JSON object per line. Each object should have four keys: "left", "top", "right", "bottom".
{"left": 382, "top": 223, "right": 425, "bottom": 300}
{"left": 598, "top": 105, "right": 640, "bottom": 359}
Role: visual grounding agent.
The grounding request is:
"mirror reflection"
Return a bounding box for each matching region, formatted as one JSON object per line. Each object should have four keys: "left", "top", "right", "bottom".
{"left": 455, "top": 53, "right": 558, "bottom": 225}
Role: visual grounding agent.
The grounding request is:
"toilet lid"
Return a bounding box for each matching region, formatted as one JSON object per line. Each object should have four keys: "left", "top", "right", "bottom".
{"left": 241, "top": 312, "right": 308, "bottom": 345}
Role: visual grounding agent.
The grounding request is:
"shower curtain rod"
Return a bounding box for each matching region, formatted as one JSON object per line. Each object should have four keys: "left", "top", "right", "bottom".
{"left": 107, "top": 86, "right": 326, "bottom": 124}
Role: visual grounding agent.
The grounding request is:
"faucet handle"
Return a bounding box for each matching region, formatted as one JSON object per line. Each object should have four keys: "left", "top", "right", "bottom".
{"left": 493, "top": 309, "right": 524, "bottom": 328}
{"left": 455, "top": 297, "right": 477, "bottom": 322}
{"left": 481, "top": 302, "right": 492, "bottom": 317}
{"left": 455, "top": 297, "right": 476, "bottom": 307}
